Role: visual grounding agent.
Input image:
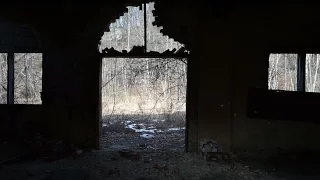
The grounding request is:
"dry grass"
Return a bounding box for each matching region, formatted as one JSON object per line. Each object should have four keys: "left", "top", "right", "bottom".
{"left": 102, "top": 96, "right": 185, "bottom": 115}
{"left": 102, "top": 94, "right": 186, "bottom": 131}
{"left": 102, "top": 111, "right": 185, "bottom": 132}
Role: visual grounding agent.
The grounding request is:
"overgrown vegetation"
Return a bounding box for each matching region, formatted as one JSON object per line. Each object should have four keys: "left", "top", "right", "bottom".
{"left": 0, "top": 54, "right": 7, "bottom": 103}
{"left": 269, "top": 53, "right": 320, "bottom": 92}
{"left": 0, "top": 53, "right": 42, "bottom": 104}
{"left": 102, "top": 58, "right": 186, "bottom": 120}
{"left": 100, "top": 2, "right": 187, "bottom": 125}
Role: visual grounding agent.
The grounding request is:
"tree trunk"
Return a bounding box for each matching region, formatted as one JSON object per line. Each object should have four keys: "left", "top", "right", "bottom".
{"left": 127, "top": 10, "right": 131, "bottom": 51}
{"left": 274, "top": 54, "right": 280, "bottom": 89}
{"left": 312, "top": 54, "right": 319, "bottom": 92}
{"left": 284, "top": 54, "right": 287, "bottom": 90}
{"left": 308, "top": 54, "right": 313, "bottom": 91}
{"left": 25, "top": 56, "right": 29, "bottom": 104}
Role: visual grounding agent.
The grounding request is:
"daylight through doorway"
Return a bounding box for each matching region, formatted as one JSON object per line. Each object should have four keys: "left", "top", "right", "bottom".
{"left": 101, "top": 58, "right": 187, "bottom": 151}
{"left": 99, "top": 2, "right": 188, "bottom": 151}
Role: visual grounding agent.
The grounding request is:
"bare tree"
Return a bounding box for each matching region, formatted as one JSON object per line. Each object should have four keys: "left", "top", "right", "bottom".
{"left": 268, "top": 54, "right": 297, "bottom": 91}
{"left": 306, "top": 54, "right": 320, "bottom": 92}
{"left": 14, "top": 53, "right": 42, "bottom": 104}
{"left": 99, "top": 2, "right": 187, "bottom": 122}
{"left": 0, "top": 53, "right": 7, "bottom": 104}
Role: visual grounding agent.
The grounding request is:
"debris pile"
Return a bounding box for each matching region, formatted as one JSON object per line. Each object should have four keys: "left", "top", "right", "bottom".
{"left": 200, "top": 139, "right": 223, "bottom": 161}
{"left": 118, "top": 149, "right": 141, "bottom": 161}
{"left": 152, "top": 163, "right": 168, "bottom": 170}
{"left": 200, "top": 139, "right": 237, "bottom": 161}
{"left": 23, "top": 134, "right": 83, "bottom": 161}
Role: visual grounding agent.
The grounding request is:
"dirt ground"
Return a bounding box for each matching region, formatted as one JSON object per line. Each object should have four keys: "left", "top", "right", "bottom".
{"left": 3, "top": 147, "right": 318, "bottom": 180}
{"left": 0, "top": 148, "right": 286, "bottom": 180}
{"left": 101, "top": 119, "right": 185, "bottom": 152}
{"left": 1, "top": 120, "right": 320, "bottom": 180}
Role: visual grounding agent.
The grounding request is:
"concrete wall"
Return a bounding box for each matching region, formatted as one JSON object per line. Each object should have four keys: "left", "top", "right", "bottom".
{"left": 230, "top": 4, "right": 320, "bottom": 155}
{"left": 0, "top": 105, "right": 42, "bottom": 142}
{"left": 1, "top": 1, "right": 320, "bottom": 155}
{"left": 192, "top": 3, "right": 320, "bottom": 154}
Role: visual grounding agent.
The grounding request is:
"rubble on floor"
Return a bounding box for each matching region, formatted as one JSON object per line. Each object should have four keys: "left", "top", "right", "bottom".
{"left": 1, "top": 135, "right": 320, "bottom": 180}
{"left": 1, "top": 119, "right": 318, "bottom": 179}
{"left": 0, "top": 135, "right": 83, "bottom": 166}
{"left": 0, "top": 149, "right": 287, "bottom": 180}
{"left": 23, "top": 133, "right": 83, "bottom": 162}
{"left": 0, "top": 142, "right": 26, "bottom": 165}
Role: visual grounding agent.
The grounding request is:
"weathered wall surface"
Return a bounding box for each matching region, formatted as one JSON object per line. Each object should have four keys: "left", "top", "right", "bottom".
{"left": 189, "top": 3, "right": 320, "bottom": 154}
{"left": 1, "top": 1, "right": 320, "bottom": 154}
{"left": 0, "top": 105, "right": 42, "bottom": 142}
{"left": 230, "top": 4, "right": 320, "bottom": 155}
{"left": 184, "top": 2, "right": 320, "bottom": 153}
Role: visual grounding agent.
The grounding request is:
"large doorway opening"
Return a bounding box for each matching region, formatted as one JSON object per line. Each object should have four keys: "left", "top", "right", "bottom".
{"left": 99, "top": 2, "right": 189, "bottom": 152}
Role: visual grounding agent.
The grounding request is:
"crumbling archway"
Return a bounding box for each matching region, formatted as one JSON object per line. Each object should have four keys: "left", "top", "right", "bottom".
{"left": 73, "top": 0, "right": 196, "bottom": 150}
{"left": 97, "top": 1, "right": 190, "bottom": 151}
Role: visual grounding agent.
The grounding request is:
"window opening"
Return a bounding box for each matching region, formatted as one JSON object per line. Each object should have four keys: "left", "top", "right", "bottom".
{"left": 0, "top": 53, "right": 42, "bottom": 105}
{"left": 268, "top": 54, "right": 298, "bottom": 91}
{"left": 14, "top": 53, "right": 42, "bottom": 104}
{"left": 0, "top": 53, "right": 7, "bottom": 104}
{"left": 99, "top": 2, "right": 189, "bottom": 57}
{"left": 306, "top": 54, "right": 320, "bottom": 92}
{"left": 99, "top": 5, "right": 145, "bottom": 53}
{"left": 268, "top": 53, "right": 320, "bottom": 93}
{"left": 145, "top": 3, "right": 184, "bottom": 53}
{"left": 0, "top": 23, "right": 42, "bottom": 104}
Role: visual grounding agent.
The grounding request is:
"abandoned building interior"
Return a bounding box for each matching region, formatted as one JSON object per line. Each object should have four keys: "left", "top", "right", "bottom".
{"left": 1, "top": 1, "right": 320, "bottom": 179}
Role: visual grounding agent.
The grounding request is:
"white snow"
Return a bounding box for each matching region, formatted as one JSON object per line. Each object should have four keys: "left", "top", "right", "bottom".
{"left": 153, "top": 119, "right": 166, "bottom": 122}
{"left": 139, "top": 129, "right": 156, "bottom": 133}
{"left": 127, "top": 124, "right": 136, "bottom": 129}
{"left": 168, "top": 127, "right": 185, "bottom": 131}
{"left": 102, "top": 123, "right": 107, "bottom": 127}
{"left": 140, "top": 134, "right": 155, "bottom": 138}
{"left": 126, "top": 124, "right": 156, "bottom": 133}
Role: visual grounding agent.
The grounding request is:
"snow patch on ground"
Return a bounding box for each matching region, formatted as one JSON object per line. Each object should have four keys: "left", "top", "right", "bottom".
{"left": 168, "top": 127, "right": 185, "bottom": 131}
{"left": 126, "top": 124, "right": 156, "bottom": 133}
{"left": 152, "top": 119, "right": 166, "bottom": 122}
{"left": 140, "top": 134, "right": 155, "bottom": 138}
{"left": 138, "top": 129, "right": 156, "bottom": 133}
{"left": 122, "top": 120, "right": 186, "bottom": 134}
